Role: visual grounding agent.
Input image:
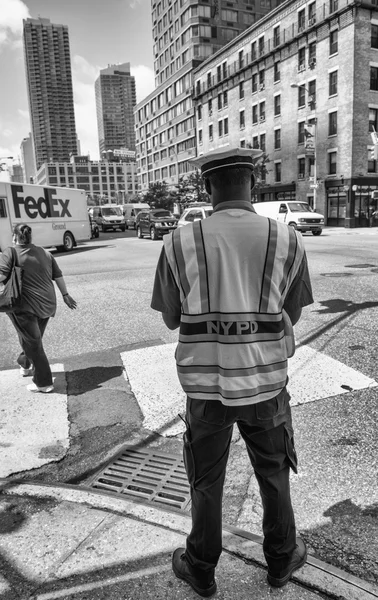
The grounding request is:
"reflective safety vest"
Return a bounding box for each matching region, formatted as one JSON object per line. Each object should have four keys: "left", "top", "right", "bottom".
{"left": 164, "top": 208, "right": 305, "bottom": 406}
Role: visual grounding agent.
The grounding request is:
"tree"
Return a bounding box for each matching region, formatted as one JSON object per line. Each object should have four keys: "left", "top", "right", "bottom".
{"left": 245, "top": 145, "right": 270, "bottom": 202}
{"left": 175, "top": 170, "right": 209, "bottom": 208}
{"left": 143, "top": 181, "right": 175, "bottom": 210}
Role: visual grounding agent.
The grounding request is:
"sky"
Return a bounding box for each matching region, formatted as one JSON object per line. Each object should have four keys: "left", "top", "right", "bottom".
{"left": 0, "top": 0, "right": 155, "bottom": 169}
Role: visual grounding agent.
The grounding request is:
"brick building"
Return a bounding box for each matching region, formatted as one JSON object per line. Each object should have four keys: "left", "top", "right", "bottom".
{"left": 135, "top": 0, "right": 284, "bottom": 193}
{"left": 192, "top": 0, "right": 378, "bottom": 227}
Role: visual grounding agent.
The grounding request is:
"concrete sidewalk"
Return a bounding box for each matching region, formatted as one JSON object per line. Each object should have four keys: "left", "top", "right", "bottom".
{"left": 1, "top": 481, "right": 378, "bottom": 600}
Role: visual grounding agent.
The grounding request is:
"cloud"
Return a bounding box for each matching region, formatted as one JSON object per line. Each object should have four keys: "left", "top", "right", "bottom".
{"left": 0, "top": 0, "right": 30, "bottom": 51}
{"left": 129, "top": 0, "right": 142, "bottom": 8}
{"left": 130, "top": 65, "right": 155, "bottom": 103}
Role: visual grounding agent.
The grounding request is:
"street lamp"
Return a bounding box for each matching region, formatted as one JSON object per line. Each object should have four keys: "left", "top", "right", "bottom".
{"left": 290, "top": 83, "right": 318, "bottom": 210}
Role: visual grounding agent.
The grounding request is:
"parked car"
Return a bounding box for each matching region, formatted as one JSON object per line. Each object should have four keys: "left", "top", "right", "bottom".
{"left": 177, "top": 204, "right": 213, "bottom": 228}
{"left": 89, "top": 204, "right": 126, "bottom": 232}
{"left": 136, "top": 208, "right": 177, "bottom": 240}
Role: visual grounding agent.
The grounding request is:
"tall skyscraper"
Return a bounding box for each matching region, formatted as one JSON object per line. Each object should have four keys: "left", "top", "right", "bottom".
{"left": 20, "top": 132, "right": 36, "bottom": 183}
{"left": 23, "top": 17, "right": 78, "bottom": 170}
{"left": 95, "top": 63, "right": 137, "bottom": 157}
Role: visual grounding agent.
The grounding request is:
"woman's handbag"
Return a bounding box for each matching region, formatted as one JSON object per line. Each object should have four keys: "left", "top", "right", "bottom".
{"left": 0, "top": 247, "right": 23, "bottom": 312}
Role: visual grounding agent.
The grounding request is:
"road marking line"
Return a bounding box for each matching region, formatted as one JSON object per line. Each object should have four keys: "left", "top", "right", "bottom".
{"left": 121, "top": 344, "right": 377, "bottom": 436}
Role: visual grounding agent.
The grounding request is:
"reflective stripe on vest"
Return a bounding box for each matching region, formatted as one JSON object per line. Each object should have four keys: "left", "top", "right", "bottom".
{"left": 164, "top": 209, "right": 305, "bottom": 406}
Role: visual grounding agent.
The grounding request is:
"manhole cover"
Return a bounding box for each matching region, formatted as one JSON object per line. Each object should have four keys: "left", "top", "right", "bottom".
{"left": 344, "top": 264, "right": 376, "bottom": 268}
{"left": 321, "top": 273, "right": 353, "bottom": 278}
{"left": 88, "top": 447, "right": 191, "bottom": 511}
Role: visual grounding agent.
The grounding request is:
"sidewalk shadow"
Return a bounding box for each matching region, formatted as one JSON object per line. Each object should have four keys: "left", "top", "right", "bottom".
{"left": 301, "top": 498, "right": 378, "bottom": 584}
{"left": 67, "top": 366, "right": 125, "bottom": 396}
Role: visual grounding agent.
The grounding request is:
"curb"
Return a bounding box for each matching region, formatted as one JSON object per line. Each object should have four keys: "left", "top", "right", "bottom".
{"left": 1, "top": 479, "right": 378, "bottom": 600}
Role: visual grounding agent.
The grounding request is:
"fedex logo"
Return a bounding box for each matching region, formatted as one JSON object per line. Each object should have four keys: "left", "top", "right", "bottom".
{"left": 11, "top": 185, "right": 72, "bottom": 220}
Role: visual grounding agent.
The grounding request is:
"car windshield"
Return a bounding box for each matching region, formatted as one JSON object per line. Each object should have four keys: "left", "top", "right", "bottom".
{"left": 102, "top": 207, "right": 122, "bottom": 216}
{"left": 152, "top": 210, "right": 172, "bottom": 217}
{"left": 204, "top": 208, "right": 213, "bottom": 216}
{"left": 287, "top": 203, "right": 312, "bottom": 213}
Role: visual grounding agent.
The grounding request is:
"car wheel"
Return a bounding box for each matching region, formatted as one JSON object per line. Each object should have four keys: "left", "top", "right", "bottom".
{"left": 120, "top": 226, "right": 126, "bottom": 232}
{"left": 288, "top": 222, "right": 298, "bottom": 230}
{"left": 94, "top": 228, "right": 99, "bottom": 238}
{"left": 150, "top": 227, "right": 159, "bottom": 240}
{"left": 125, "top": 223, "right": 128, "bottom": 230}
{"left": 101, "top": 224, "right": 107, "bottom": 232}
{"left": 63, "top": 232, "right": 75, "bottom": 251}
{"left": 137, "top": 226, "right": 143, "bottom": 239}
{"left": 312, "top": 230, "right": 322, "bottom": 236}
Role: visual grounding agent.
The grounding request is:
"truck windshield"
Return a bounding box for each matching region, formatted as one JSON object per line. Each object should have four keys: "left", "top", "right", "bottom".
{"left": 102, "top": 207, "right": 122, "bottom": 216}
{"left": 153, "top": 210, "right": 172, "bottom": 217}
{"left": 287, "top": 203, "right": 312, "bottom": 213}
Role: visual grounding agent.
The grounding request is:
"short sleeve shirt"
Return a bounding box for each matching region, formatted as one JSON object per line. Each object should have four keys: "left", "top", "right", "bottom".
{"left": 0, "top": 244, "right": 62, "bottom": 318}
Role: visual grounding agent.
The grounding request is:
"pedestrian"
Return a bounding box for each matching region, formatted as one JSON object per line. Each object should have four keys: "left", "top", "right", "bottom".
{"left": 151, "top": 147, "right": 314, "bottom": 597}
{"left": 0, "top": 223, "right": 77, "bottom": 393}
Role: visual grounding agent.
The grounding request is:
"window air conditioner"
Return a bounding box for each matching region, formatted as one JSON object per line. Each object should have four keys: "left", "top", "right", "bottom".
{"left": 299, "top": 64, "right": 305, "bottom": 72}
{"left": 298, "top": 26, "right": 305, "bottom": 33}
{"left": 298, "top": 173, "right": 305, "bottom": 179}
{"left": 259, "top": 83, "right": 265, "bottom": 91}
{"left": 308, "top": 95, "right": 315, "bottom": 104}
{"left": 259, "top": 116, "right": 266, "bottom": 123}
{"left": 309, "top": 59, "right": 317, "bottom": 69}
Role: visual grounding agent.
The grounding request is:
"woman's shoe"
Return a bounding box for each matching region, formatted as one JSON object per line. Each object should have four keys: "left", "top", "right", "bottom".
{"left": 27, "top": 383, "right": 54, "bottom": 393}
{"left": 20, "top": 366, "right": 33, "bottom": 377}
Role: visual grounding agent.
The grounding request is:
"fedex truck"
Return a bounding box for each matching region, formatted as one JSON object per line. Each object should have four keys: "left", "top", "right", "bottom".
{"left": 0, "top": 182, "right": 91, "bottom": 252}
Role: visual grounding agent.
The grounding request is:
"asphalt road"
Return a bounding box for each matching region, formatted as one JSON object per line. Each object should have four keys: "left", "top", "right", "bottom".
{"left": 1, "top": 226, "right": 378, "bottom": 584}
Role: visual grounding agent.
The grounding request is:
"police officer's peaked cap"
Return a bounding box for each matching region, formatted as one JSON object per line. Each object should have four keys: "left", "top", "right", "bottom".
{"left": 189, "top": 146, "right": 263, "bottom": 177}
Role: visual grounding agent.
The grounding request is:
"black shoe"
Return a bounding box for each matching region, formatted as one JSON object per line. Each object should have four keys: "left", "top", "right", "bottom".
{"left": 172, "top": 548, "right": 217, "bottom": 597}
{"left": 267, "top": 537, "right": 307, "bottom": 588}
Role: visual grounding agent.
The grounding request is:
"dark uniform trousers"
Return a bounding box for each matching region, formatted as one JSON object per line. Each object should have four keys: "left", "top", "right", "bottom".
{"left": 183, "top": 387, "right": 298, "bottom": 578}
{"left": 8, "top": 311, "right": 53, "bottom": 388}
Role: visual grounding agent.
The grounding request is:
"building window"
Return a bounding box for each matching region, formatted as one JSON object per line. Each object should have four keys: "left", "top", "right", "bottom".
{"left": 240, "top": 139, "right": 246, "bottom": 148}
{"left": 240, "top": 110, "right": 245, "bottom": 129}
{"left": 207, "top": 72, "right": 212, "bottom": 87}
{"left": 239, "top": 49, "right": 244, "bottom": 69}
{"left": 275, "top": 162, "right": 282, "bottom": 182}
{"left": 298, "top": 121, "right": 305, "bottom": 143}
{"left": 251, "top": 41, "right": 257, "bottom": 60}
{"left": 274, "top": 94, "right": 281, "bottom": 116}
{"left": 298, "top": 86, "right": 306, "bottom": 108}
{"left": 222, "top": 62, "right": 227, "bottom": 78}
{"left": 328, "top": 151, "right": 337, "bottom": 174}
{"left": 370, "top": 66, "right": 378, "bottom": 91}
{"left": 223, "top": 91, "right": 228, "bottom": 107}
{"left": 239, "top": 81, "right": 244, "bottom": 99}
{"left": 260, "top": 133, "right": 266, "bottom": 152}
{"left": 298, "top": 157, "right": 306, "bottom": 178}
{"left": 198, "top": 129, "right": 203, "bottom": 144}
{"left": 217, "top": 65, "right": 222, "bottom": 83}
{"left": 274, "top": 61, "right": 280, "bottom": 82}
{"left": 252, "top": 105, "right": 258, "bottom": 124}
{"left": 329, "top": 70, "right": 338, "bottom": 95}
{"left": 259, "top": 101, "right": 265, "bottom": 121}
{"left": 218, "top": 120, "right": 223, "bottom": 137}
{"left": 197, "top": 105, "right": 202, "bottom": 121}
{"left": 372, "top": 24, "right": 378, "bottom": 49}
{"left": 369, "top": 107, "right": 378, "bottom": 131}
{"left": 209, "top": 124, "right": 213, "bottom": 141}
{"left": 252, "top": 136, "right": 259, "bottom": 149}
{"left": 224, "top": 117, "right": 229, "bottom": 135}
{"left": 329, "top": 111, "right": 337, "bottom": 136}
{"left": 308, "top": 2, "right": 316, "bottom": 21}
{"left": 330, "top": 30, "right": 338, "bottom": 55}
{"left": 298, "top": 8, "right": 305, "bottom": 31}
{"left": 258, "top": 36, "right": 265, "bottom": 56}
{"left": 274, "top": 128, "right": 281, "bottom": 150}
{"left": 208, "top": 98, "right": 213, "bottom": 116}
{"left": 273, "top": 25, "right": 280, "bottom": 47}
{"left": 308, "top": 79, "right": 316, "bottom": 106}
{"left": 259, "top": 69, "right": 265, "bottom": 88}
{"left": 252, "top": 73, "right": 258, "bottom": 93}
{"left": 308, "top": 42, "right": 316, "bottom": 67}
{"left": 217, "top": 93, "right": 222, "bottom": 110}
{"left": 330, "top": 0, "right": 338, "bottom": 13}
{"left": 368, "top": 152, "right": 376, "bottom": 173}
{"left": 298, "top": 47, "right": 306, "bottom": 70}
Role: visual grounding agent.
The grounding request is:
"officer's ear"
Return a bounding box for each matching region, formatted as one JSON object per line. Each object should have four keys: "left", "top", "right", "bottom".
{"left": 204, "top": 177, "right": 211, "bottom": 195}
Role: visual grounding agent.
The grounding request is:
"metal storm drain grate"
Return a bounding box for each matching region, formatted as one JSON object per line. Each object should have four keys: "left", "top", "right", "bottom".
{"left": 88, "top": 448, "right": 191, "bottom": 511}
{"left": 321, "top": 272, "right": 353, "bottom": 278}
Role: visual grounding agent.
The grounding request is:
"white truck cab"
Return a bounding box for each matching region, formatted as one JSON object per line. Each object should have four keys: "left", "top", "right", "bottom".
{"left": 252, "top": 200, "right": 324, "bottom": 235}
{"left": 0, "top": 182, "right": 90, "bottom": 251}
{"left": 89, "top": 204, "right": 125, "bottom": 232}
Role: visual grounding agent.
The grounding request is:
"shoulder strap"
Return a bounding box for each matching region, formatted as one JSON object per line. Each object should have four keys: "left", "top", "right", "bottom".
{"left": 10, "top": 247, "right": 19, "bottom": 268}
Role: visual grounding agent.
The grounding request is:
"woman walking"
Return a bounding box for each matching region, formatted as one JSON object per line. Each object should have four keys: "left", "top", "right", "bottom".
{"left": 0, "top": 224, "right": 76, "bottom": 393}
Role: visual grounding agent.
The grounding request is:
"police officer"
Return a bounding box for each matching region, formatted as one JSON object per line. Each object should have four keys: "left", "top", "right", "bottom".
{"left": 151, "top": 147, "right": 313, "bottom": 597}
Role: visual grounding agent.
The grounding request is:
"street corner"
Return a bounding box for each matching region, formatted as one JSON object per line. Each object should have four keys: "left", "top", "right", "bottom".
{"left": 121, "top": 343, "right": 186, "bottom": 437}
{"left": 0, "top": 364, "right": 69, "bottom": 478}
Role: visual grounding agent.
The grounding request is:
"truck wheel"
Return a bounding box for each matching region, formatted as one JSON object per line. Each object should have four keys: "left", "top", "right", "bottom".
{"left": 94, "top": 228, "right": 99, "bottom": 238}
{"left": 63, "top": 232, "right": 75, "bottom": 251}
{"left": 137, "top": 226, "right": 143, "bottom": 239}
{"left": 150, "top": 227, "right": 159, "bottom": 240}
{"left": 312, "top": 230, "right": 322, "bottom": 236}
{"left": 125, "top": 223, "right": 128, "bottom": 230}
{"left": 120, "top": 226, "right": 126, "bottom": 232}
{"left": 288, "top": 222, "right": 298, "bottom": 230}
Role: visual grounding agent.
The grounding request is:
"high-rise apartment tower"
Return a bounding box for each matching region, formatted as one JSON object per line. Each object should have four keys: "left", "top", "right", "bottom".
{"left": 23, "top": 17, "right": 78, "bottom": 170}
{"left": 95, "top": 63, "right": 137, "bottom": 158}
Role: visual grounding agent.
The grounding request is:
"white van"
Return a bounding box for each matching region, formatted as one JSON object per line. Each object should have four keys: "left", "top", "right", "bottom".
{"left": 0, "top": 182, "right": 90, "bottom": 252}
{"left": 89, "top": 204, "right": 125, "bottom": 232}
{"left": 122, "top": 203, "right": 150, "bottom": 229}
{"left": 252, "top": 201, "right": 324, "bottom": 235}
